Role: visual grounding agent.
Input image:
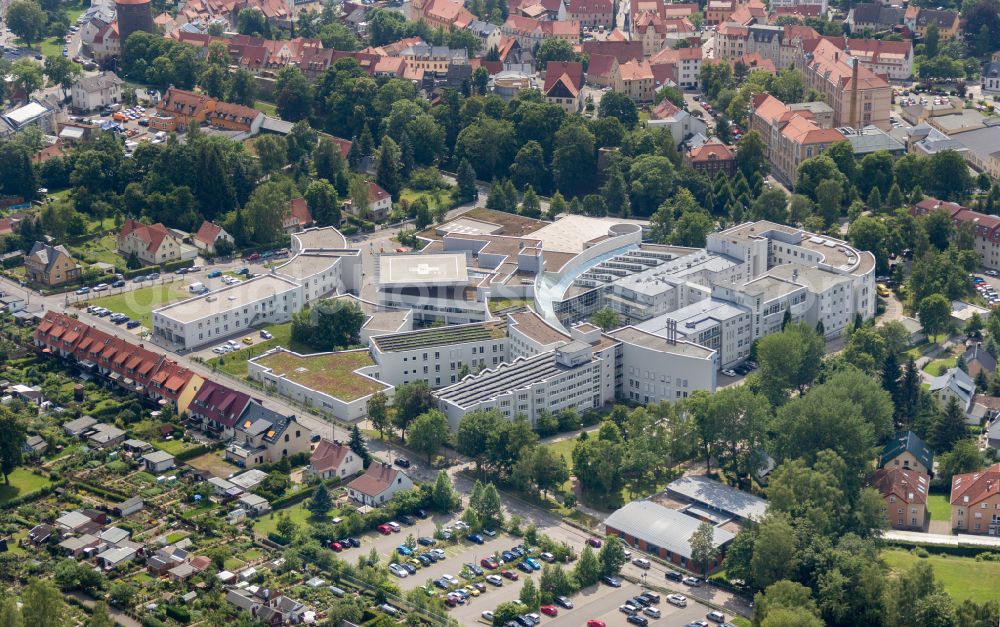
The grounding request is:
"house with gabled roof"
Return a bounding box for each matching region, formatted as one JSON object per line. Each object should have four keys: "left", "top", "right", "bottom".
{"left": 24, "top": 242, "right": 80, "bottom": 286}
{"left": 283, "top": 198, "right": 314, "bottom": 233}
{"left": 543, "top": 61, "right": 583, "bottom": 113}
{"left": 683, "top": 138, "right": 736, "bottom": 177}
{"left": 309, "top": 438, "right": 363, "bottom": 480}
{"left": 188, "top": 380, "right": 252, "bottom": 439}
{"left": 871, "top": 467, "right": 928, "bottom": 529}
{"left": 879, "top": 430, "right": 934, "bottom": 477}
{"left": 929, "top": 367, "right": 976, "bottom": 420}
{"left": 224, "top": 401, "right": 311, "bottom": 468}
{"left": 193, "top": 220, "right": 233, "bottom": 255}
{"left": 950, "top": 462, "right": 1000, "bottom": 534}
{"left": 117, "top": 218, "right": 185, "bottom": 266}
{"left": 963, "top": 344, "right": 996, "bottom": 379}
{"left": 346, "top": 461, "right": 413, "bottom": 506}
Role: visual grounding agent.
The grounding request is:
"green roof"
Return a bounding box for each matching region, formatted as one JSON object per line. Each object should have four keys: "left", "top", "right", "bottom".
{"left": 372, "top": 322, "right": 505, "bottom": 353}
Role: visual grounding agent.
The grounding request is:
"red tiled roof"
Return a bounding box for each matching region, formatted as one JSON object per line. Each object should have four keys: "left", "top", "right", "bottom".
{"left": 194, "top": 220, "right": 223, "bottom": 245}
{"left": 118, "top": 218, "right": 173, "bottom": 254}
{"left": 871, "top": 467, "right": 928, "bottom": 504}
{"left": 544, "top": 61, "right": 584, "bottom": 95}
{"left": 950, "top": 463, "right": 1000, "bottom": 506}
{"left": 347, "top": 462, "right": 401, "bottom": 497}
{"left": 310, "top": 439, "right": 353, "bottom": 473}
{"left": 581, "top": 40, "right": 643, "bottom": 63}
{"left": 688, "top": 138, "right": 735, "bottom": 162}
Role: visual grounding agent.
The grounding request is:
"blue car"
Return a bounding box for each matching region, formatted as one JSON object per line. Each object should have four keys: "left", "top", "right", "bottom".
{"left": 207, "top": 270, "right": 222, "bottom": 278}
{"left": 525, "top": 557, "right": 541, "bottom": 570}
{"left": 126, "top": 320, "right": 141, "bottom": 329}
{"left": 469, "top": 534, "right": 484, "bottom": 545}
{"left": 396, "top": 545, "right": 412, "bottom": 556}
{"left": 517, "top": 561, "right": 533, "bottom": 573}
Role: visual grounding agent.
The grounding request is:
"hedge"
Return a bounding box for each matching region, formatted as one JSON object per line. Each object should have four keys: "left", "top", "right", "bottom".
{"left": 0, "top": 480, "right": 65, "bottom": 510}
{"left": 73, "top": 480, "right": 129, "bottom": 502}
{"left": 175, "top": 441, "right": 224, "bottom": 462}
{"left": 121, "top": 258, "right": 193, "bottom": 279}
{"left": 165, "top": 605, "right": 190, "bottom": 623}
{"left": 268, "top": 532, "right": 290, "bottom": 545}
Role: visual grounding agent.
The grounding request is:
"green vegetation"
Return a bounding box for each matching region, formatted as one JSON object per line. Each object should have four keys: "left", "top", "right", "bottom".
{"left": 252, "top": 501, "right": 340, "bottom": 536}
{"left": 151, "top": 438, "right": 198, "bottom": 456}
{"left": 70, "top": 234, "right": 121, "bottom": 267}
{"left": 206, "top": 322, "right": 311, "bottom": 377}
{"left": 882, "top": 549, "right": 1000, "bottom": 603}
{"left": 488, "top": 298, "right": 532, "bottom": 314}
{"left": 87, "top": 283, "right": 190, "bottom": 328}
{"left": 926, "top": 493, "right": 951, "bottom": 521}
{"left": 252, "top": 349, "right": 386, "bottom": 401}
{"left": 0, "top": 468, "right": 53, "bottom": 503}
{"left": 400, "top": 187, "right": 452, "bottom": 212}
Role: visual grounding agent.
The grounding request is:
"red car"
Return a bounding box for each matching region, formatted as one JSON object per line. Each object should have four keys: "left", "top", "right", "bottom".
{"left": 329, "top": 541, "right": 342, "bottom": 552}
{"left": 587, "top": 621, "right": 606, "bottom": 627}
{"left": 540, "top": 605, "right": 558, "bottom": 617}
{"left": 377, "top": 524, "right": 392, "bottom": 535}
{"left": 501, "top": 570, "right": 519, "bottom": 581}
{"left": 587, "top": 537, "right": 603, "bottom": 548}
{"left": 481, "top": 558, "right": 499, "bottom": 570}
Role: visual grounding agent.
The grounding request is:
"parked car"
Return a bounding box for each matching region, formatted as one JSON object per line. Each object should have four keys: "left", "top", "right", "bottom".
{"left": 377, "top": 524, "right": 392, "bottom": 535}
{"left": 683, "top": 576, "right": 702, "bottom": 586}
{"left": 418, "top": 536, "right": 436, "bottom": 546}
{"left": 587, "top": 537, "right": 603, "bottom": 548}
{"left": 501, "top": 570, "right": 518, "bottom": 581}
{"left": 540, "top": 605, "right": 558, "bottom": 617}
{"left": 602, "top": 576, "right": 622, "bottom": 587}
{"left": 517, "top": 561, "right": 533, "bottom": 573}
{"left": 112, "top": 280, "right": 125, "bottom": 288}
{"left": 481, "top": 558, "right": 499, "bottom": 569}
{"left": 525, "top": 557, "right": 540, "bottom": 570}
{"left": 627, "top": 615, "right": 649, "bottom": 626}
{"left": 486, "top": 574, "right": 503, "bottom": 586}
{"left": 126, "top": 320, "right": 141, "bottom": 329}
{"left": 707, "top": 611, "right": 726, "bottom": 623}
{"left": 633, "top": 557, "right": 651, "bottom": 569}
{"left": 394, "top": 457, "right": 411, "bottom": 468}
{"left": 668, "top": 593, "right": 688, "bottom": 607}
{"left": 259, "top": 330, "right": 273, "bottom": 340}
{"left": 387, "top": 521, "right": 401, "bottom": 532}
{"left": 554, "top": 595, "right": 573, "bottom": 609}
{"left": 389, "top": 563, "right": 408, "bottom": 578}
{"left": 587, "top": 622, "right": 606, "bottom": 627}
{"left": 396, "top": 545, "right": 412, "bottom": 556}
{"left": 469, "top": 533, "right": 484, "bottom": 544}
{"left": 75, "top": 287, "right": 90, "bottom": 295}
{"left": 620, "top": 603, "right": 638, "bottom": 615}
{"left": 399, "top": 514, "right": 416, "bottom": 525}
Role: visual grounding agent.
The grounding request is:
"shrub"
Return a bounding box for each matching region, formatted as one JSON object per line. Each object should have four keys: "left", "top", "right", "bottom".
{"left": 915, "top": 547, "right": 930, "bottom": 558}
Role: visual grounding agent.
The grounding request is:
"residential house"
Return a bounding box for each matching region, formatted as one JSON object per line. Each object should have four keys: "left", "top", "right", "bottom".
{"left": 543, "top": 61, "right": 584, "bottom": 113}
{"left": 346, "top": 462, "right": 414, "bottom": 506}
{"left": 151, "top": 88, "right": 213, "bottom": 132}
{"left": 90, "top": 20, "right": 120, "bottom": 61}
{"left": 613, "top": 59, "right": 655, "bottom": 102}
{"left": 871, "top": 467, "right": 928, "bottom": 529}
{"left": 929, "top": 367, "right": 976, "bottom": 419}
{"left": 467, "top": 20, "right": 502, "bottom": 53}
{"left": 648, "top": 46, "right": 702, "bottom": 89}
{"left": 647, "top": 99, "right": 707, "bottom": 146}
{"left": 224, "top": 402, "right": 311, "bottom": 468}
{"left": 683, "top": 138, "right": 737, "bottom": 177}
{"left": 845, "top": 3, "right": 904, "bottom": 32}
{"left": 283, "top": 198, "right": 314, "bottom": 233}
{"left": 910, "top": 199, "right": 1000, "bottom": 272}
{"left": 410, "top": 0, "right": 476, "bottom": 31}
{"left": 502, "top": 16, "right": 580, "bottom": 49}
{"left": 142, "top": 450, "right": 176, "bottom": 473}
{"left": 192, "top": 220, "right": 234, "bottom": 255}
{"left": 351, "top": 182, "right": 392, "bottom": 221}
{"left": 206, "top": 101, "right": 265, "bottom": 134}
{"left": 905, "top": 6, "right": 960, "bottom": 40}
{"left": 950, "top": 462, "right": 1000, "bottom": 534}
{"left": 24, "top": 242, "right": 81, "bottom": 286}
{"left": 398, "top": 44, "right": 468, "bottom": 78}
{"left": 188, "top": 380, "right": 252, "bottom": 439}
{"left": 237, "top": 493, "right": 271, "bottom": 515}
{"left": 585, "top": 54, "right": 619, "bottom": 87}
{"left": 567, "top": 0, "right": 613, "bottom": 28}
{"left": 581, "top": 40, "right": 644, "bottom": 64}
{"left": 963, "top": 344, "right": 997, "bottom": 379}
{"left": 226, "top": 588, "right": 308, "bottom": 624}
{"left": 309, "top": 438, "right": 364, "bottom": 480}
{"left": 71, "top": 72, "right": 123, "bottom": 112}
{"left": 879, "top": 431, "right": 934, "bottom": 476}
{"left": 117, "top": 218, "right": 185, "bottom": 266}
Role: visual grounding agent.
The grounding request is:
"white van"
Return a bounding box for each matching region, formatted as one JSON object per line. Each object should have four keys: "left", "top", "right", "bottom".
{"left": 188, "top": 282, "right": 205, "bottom": 293}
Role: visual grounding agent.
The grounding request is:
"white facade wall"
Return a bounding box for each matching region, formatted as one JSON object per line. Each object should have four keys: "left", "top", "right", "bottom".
{"left": 377, "top": 290, "right": 489, "bottom": 325}
{"left": 370, "top": 335, "right": 510, "bottom": 389}
{"left": 348, "top": 472, "right": 414, "bottom": 507}
{"left": 617, "top": 335, "right": 717, "bottom": 404}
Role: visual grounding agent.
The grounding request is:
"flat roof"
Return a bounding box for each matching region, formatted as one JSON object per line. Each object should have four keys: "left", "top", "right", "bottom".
{"left": 379, "top": 253, "right": 468, "bottom": 286}
{"left": 637, "top": 299, "right": 750, "bottom": 336}
{"left": 609, "top": 326, "right": 716, "bottom": 358}
{"left": 251, "top": 348, "right": 387, "bottom": 402}
{"left": 528, "top": 215, "right": 648, "bottom": 253}
{"left": 275, "top": 252, "right": 350, "bottom": 279}
{"left": 604, "top": 500, "right": 735, "bottom": 559}
{"left": 766, "top": 264, "right": 853, "bottom": 291}
{"left": 372, "top": 321, "right": 505, "bottom": 352}
{"left": 735, "top": 274, "right": 803, "bottom": 300}
{"left": 715, "top": 221, "right": 869, "bottom": 273}
{"left": 292, "top": 226, "right": 347, "bottom": 250}
{"left": 435, "top": 351, "right": 574, "bottom": 407}
{"left": 436, "top": 217, "right": 504, "bottom": 236}
{"left": 614, "top": 251, "right": 740, "bottom": 296}
{"left": 509, "top": 310, "right": 571, "bottom": 346}
{"left": 155, "top": 275, "right": 300, "bottom": 323}
{"left": 666, "top": 475, "right": 769, "bottom": 521}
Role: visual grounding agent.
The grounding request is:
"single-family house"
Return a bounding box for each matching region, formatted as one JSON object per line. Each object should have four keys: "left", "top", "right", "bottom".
{"left": 224, "top": 402, "right": 311, "bottom": 469}
{"left": 192, "top": 220, "right": 234, "bottom": 255}
{"left": 962, "top": 344, "right": 996, "bottom": 379}
{"left": 283, "top": 197, "right": 314, "bottom": 233}
{"left": 929, "top": 367, "right": 976, "bottom": 421}
{"left": 24, "top": 242, "right": 81, "bottom": 286}
{"left": 346, "top": 462, "right": 413, "bottom": 507}
{"left": 309, "top": 438, "right": 363, "bottom": 480}
{"left": 71, "top": 72, "right": 123, "bottom": 112}
{"left": 543, "top": 61, "right": 584, "bottom": 113}
{"left": 117, "top": 218, "right": 185, "bottom": 266}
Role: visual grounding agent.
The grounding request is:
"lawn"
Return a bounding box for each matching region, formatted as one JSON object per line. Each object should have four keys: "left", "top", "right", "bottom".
{"left": 251, "top": 349, "right": 388, "bottom": 401}
{"left": 488, "top": 297, "right": 532, "bottom": 314}
{"left": 400, "top": 187, "right": 454, "bottom": 213}
{"left": 904, "top": 342, "right": 935, "bottom": 362}
{"left": 882, "top": 549, "right": 1000, "bottom": 603}
{"left": 206, "top": 322, "right": 313, "bottom": 377}
{"left": 152, "top": 438, "right": 198, "bottom": 455}
{"left": 927, "top": 494, "right": 951, "bottom": 521}
{"left": 88, "top": 283, "right": 190, "bottom": 328}
{"left": 255, "top": 100, "right": 277, "bottom": 116}
{"left": 253, "top": 502, "right": 327, "bottom": 536}
{"left": 923, "top": 355, "right": 957, "bottom": 375}
{"left": 0, "top": 468, "right": 53, "bottom": 504}
{"left": 71, "top": 234, "right": 121, "bottom": 267}
{"left": 15, "top": 0, "right": 87, "bottom": 56}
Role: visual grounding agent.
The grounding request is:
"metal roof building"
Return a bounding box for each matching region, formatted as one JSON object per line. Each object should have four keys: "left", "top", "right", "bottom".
{"left": 604, "top": 500, "right": 735, "bottom": 569}
{"left": 665, "top": 475, "right": 769, "bottom": 522}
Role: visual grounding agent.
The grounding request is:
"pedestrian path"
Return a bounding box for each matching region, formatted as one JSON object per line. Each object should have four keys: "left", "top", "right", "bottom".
{"left": 885, "top": 529, "right": 1000, "bottom": 548}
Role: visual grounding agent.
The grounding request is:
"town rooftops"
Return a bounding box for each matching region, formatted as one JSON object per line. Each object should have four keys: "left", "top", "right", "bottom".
{"left": 686, "top": 138, "right": 735, "bottom": 163}
{"left": 372, "top": 320, "right": 506, "bottom": 353}
{"left": 929, "top": 367, "right": 975, "bottom": 408}
{"left": 608, "top": 326, "right": 717, "bottom": 359}
{"left": 310, "top": 439, "right": 353, "bottom": 473}
{"left": 871, "top": 467, "right": 928, "bottom": 504}
{"left": 604, "top": 500, "right": 735, "bottom": 559}
{"left": 74, "top": 71, "right": 122, "bottom": 93}
{"left": 193, "top": 220, "right": 224, "bottom": 245}
{"left": 950, "top": 462, "right": 1000, "bottom": 506}
{"left": 666, "top": 474, "right": 769, "bottom": 521}
{"left": 347, "top": 462, "right": 406, "bottom": 497}
{"left": 879, "top": 430, "right": 934, "bottom": 471}
{"left": 189, "top": 380, "right": 251, "bottom": 428}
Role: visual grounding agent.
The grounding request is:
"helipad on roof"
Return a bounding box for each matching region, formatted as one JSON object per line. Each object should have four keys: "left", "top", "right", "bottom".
{"left": 379, "top": 253, "right": 468, "bottom": 286}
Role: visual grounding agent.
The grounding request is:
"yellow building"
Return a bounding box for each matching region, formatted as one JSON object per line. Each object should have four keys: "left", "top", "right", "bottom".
{"left": 24, "top": 242, "right": 81, "bottom": 287}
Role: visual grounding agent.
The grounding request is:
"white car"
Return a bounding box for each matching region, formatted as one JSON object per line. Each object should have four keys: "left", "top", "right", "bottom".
{"left": 643, "top": 606, "right": 661, "bottom": 618}
{"left": 722, "top": 369, "right": 737, "bottom": 377}
{"left": 213, "top": 345, "right": 229, "bottom": 354}
{"left": 93, "top": 283, "right": 109, "bottom": 292}
{"left": 389, "top": 563, "right": 408, "bottom": 578}
{"left": 667, "top": 594, "right": 687, "bottom": 608}
{"left": 387, "top": 521, "right": 401, "bottom": 532}
{"left": 633, "top": 557, "right": 651, "bottom": 569}
{"left": 442, "top": 573, "right": 459, "bottom": 585}
{"left": 482, "top": 611, "right": 494, "bottom": 622}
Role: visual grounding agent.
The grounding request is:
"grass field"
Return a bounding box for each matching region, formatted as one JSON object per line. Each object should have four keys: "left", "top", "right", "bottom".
{"left": 255, "top": 101, "right": 277, "bottom": 116}
{"left": 923, "top": 355, "right": 957, "bottom": 375}
{"left": 882, "top": 549, "right": 1000, "bottom": 603}
{"left": 89, "top": 283, "right": 190, "bottom": 328}
{"left": 71, "top": 234, "right": 121, "bottom": 267}
{"left": 0, "top": 468, "right": 53, "bottom": 504}
{"left": 206, "top": 322, "right": 313, "bottom": 377}
{"left": 905, "top": 342, "right": 935, "bottom": 362}
{"left": 152, "top": 438, "right": 198, "bottom": 455}
{"left": 253, "top": 502, "right": 325, "bottom": 536}
{"left": 400, "top": 187, "right": 453, "bottom": 213}
{"left": 927, "top": 494, "right": 951, "bottom": 521}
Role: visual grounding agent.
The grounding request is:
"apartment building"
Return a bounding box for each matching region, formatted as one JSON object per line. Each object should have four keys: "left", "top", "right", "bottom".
{"left": 845, "top": 3, "right": 904, "bottom": 32}
{"left": 769, "top": 0, "right": 826, "bottom": 13}
{"left": 153, "top": 275, "right": 304, "bottom": 350}
{"left": 648, "top": 46, "right": 702, "bottom": 88}
{"left": 950, "top": 463, "right": 1000, "bottom": 535}
{"left": 796, "top": 38, "right": 892, "bottom": 131}
{"left": 544, "top": 61, "right": 584, "bottom": 113}
{"left": 567, "top": 0, "right": 613, "bottom": 27}
{"left": 714, "top": 24, "right": 818, "bottom": 75}
{"left": 613, "top": 60, "right": 656, "bottom": 102}
{"left": 647, "top": 99, "right": 708, "bottom": 145}
{"left": 904, "top": 6, "right": 960, "bottom": 40}
{"left": 71, "top": 72, "right": 122, "bottom": 112}
{"left": 749, "top": 93, "right": 846, "bottom": 186}
{"left": 398, "top": 44, "right": 468, "bottom": 77}
{"left": 409, "top": 0, "right": 476, "bottom": 29}
{"left": 368, "top": 321, "right": 509, "bottom": 389}
{"left": 501, "top": 16, "right": 581, "bottom": 48}
{"left": 635, "top": 299, "right": 752, "bottom": 368}
{"left": 632, "top": 13, "right": 694, "bottom": 56}
{"left": 837, "top": 38, "right": 913, "bottom": 81}
{"left": 871, "top": 467, "right": 928, "bottom": 530}
{"left": 911, "top": 198, "right": 1000, "bottom": 272}
{"left": 117, "top": 219, "right": 185, "bottom": 266}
